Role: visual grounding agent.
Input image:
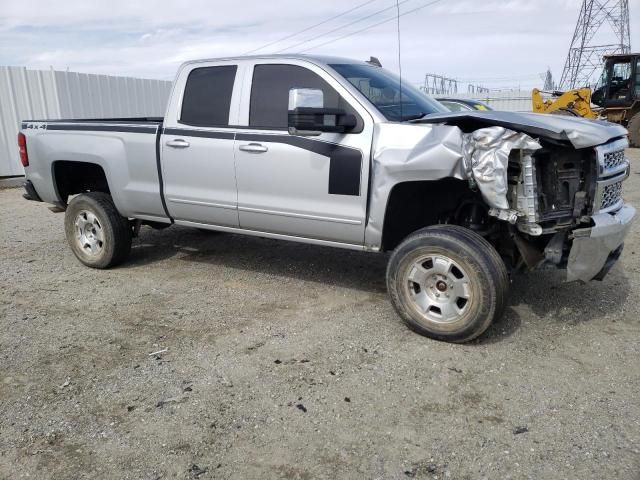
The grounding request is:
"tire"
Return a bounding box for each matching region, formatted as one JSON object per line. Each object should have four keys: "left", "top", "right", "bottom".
{"left": 64, "top": 192, "right": 132, "bottom": 269}
{"left": 386, "top": 225, "right": 509, "bottom": 343}
{"left": 628, "top": 112, "right": 640, "bottom": 148}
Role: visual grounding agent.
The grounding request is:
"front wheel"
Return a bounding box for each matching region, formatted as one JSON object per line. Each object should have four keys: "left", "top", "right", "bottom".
{"left": 64, "top": 192, "right": 132, "bottom": 269}
{"left": 386, "top": 225, "right": 509, "bottom": 343}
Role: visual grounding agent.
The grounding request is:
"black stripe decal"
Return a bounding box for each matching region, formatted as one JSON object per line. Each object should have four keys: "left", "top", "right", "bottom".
{"left": 46, "top": 124, "right": 158, "bottom": 134}
{"left": 22, "top": 123, "right": 361, "bottom": 197}
{"left": 154, "top": 127, "right": 173, "bottom": 222}
{"left": 23, "top": 117, "right": 163, "bottom": 123}
{"left": 164, "top": 128, "right": 234, "bottom": 140}
{"left": 236, "top": 133, "right": 362, "bottom": 196}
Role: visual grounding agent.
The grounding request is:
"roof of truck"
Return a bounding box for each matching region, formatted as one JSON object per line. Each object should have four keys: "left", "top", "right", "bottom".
{"left": 180, "top": 54, "right": 370, "bottom": 68}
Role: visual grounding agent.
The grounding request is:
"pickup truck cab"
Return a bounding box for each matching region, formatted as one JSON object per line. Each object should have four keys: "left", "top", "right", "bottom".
{"left": 20, "top": 54, "right": 635, "bottom": 342}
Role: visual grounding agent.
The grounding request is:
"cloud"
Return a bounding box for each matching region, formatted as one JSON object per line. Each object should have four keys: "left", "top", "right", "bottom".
{"left": 0, "top": 0, "right": 638, "bottom": 88}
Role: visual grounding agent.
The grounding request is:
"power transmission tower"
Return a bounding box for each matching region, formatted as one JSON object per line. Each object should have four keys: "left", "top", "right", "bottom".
{"left": 467, "top": 84, "right": 489, "bottom": 94}
{"left": 559, "top": 0, "right": 630, "bottom": 89}
{"left": 421, "top": 74, "right": 458, "bottom": 95}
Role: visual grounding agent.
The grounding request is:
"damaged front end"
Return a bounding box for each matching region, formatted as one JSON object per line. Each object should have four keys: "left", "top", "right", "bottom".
{"left": 461, "top": 128, "right": 635, "bottom": 282}
{"left": 367, "top": 118, "right": 635, "bottom": 282}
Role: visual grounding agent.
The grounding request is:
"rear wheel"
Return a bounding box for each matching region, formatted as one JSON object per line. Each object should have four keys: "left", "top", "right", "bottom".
{"left": 386, "top": 225, "right": 508, "bottom": 343}
{"left": 628, "top": 112, "right": 640, "bottom": 148}
{"left": 64, "top": 192, "right": 132, "bottom": 269}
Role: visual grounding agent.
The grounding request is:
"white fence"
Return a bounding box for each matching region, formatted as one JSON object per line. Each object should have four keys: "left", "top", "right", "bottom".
{"left": 436, "top": 90, "right": 534, "bottom": 112}
{"left": 0, "top": 66, "right": 172, "bottom": 177}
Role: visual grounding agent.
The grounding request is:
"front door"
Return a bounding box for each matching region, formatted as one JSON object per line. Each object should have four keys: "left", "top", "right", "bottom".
{"left": 234, "top": 62, "right": 372, "bottom": 245}
{"left": 162, "top": 64, "right": 239, "bottom": 227}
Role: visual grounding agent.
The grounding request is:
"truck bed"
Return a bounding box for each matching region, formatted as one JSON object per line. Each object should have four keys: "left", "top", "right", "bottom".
{"left": 21, "top": 117, "right": 168, "bottom": 222}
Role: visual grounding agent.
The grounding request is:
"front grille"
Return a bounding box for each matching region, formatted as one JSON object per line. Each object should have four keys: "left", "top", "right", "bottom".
{"left": 603, "top": 149, "right": 626, "bottom": 171}
{"left": 601, "top": 180, "right": 623, "bottom": 210}
{"left": 594, "top": 139, "right": 629, "bottom": 213}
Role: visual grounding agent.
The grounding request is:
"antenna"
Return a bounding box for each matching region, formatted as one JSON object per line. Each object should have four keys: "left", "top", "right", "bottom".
{"left": 396, "top": 0, "right": 403, "bottom": 121}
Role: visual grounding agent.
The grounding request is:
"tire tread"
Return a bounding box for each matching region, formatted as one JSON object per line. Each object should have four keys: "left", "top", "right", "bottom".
{"left": 386, "top": 225, "right": 508, "bottom": 343}
{"left": 64, "top": 192, "right": 131, "bottom": 269}
{"left": 628, "top": 112, "right": 640, "bottom": 148}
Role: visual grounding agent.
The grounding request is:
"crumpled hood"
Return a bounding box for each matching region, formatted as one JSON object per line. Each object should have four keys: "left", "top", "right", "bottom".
{"left": 415, "top": 111, "right": 627, "bottom": 149}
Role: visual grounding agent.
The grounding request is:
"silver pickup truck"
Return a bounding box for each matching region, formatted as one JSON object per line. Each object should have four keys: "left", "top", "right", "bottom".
{"left": 20, "top": 54, "right": 635, "bottom": 342}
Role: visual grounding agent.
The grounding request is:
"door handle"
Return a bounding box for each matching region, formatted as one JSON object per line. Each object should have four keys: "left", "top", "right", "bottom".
{"left": 166, "top": 138, "right": 190, "bottom": 148}
{"left": 239, "top": 143, "right": 268, "bottom": 153}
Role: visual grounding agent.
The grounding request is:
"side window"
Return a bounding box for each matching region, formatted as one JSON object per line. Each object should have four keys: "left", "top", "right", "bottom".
{"left": 636, "top": 59, "right": 640, "bottom": 96}
{"left": 249, "top": 64, "right": 360, "bottom": 129}
{"left": 181, "top": 66, "right": 237, "bottom": 127}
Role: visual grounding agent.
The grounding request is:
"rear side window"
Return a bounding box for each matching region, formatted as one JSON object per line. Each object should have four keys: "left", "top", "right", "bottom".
{"left": 249, "top": 64, "right": 360, "bottom": 129}
{"left": 180, "top": 66, "right": 237, "bottom": 127}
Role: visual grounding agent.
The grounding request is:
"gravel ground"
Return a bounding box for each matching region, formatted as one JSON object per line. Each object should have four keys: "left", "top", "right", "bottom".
{"left": 1, "top": 150, "right": 639, "bottom": 480}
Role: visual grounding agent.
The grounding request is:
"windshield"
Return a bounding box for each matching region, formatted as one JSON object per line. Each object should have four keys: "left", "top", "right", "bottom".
{"left": 330, "top": 63, "right": 448, "bottom": 121}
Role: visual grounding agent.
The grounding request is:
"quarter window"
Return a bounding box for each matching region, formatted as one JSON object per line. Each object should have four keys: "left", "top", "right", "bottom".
{"left": 249, "top": 64, "right": 360, "bottom": 130}
{"left": 181, "top": 66, "right": 237, "bottom": 127}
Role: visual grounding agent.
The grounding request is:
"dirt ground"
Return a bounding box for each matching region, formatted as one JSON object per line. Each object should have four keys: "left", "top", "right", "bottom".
{"left": 1, "top": 150, "right": 639, "bottom": 480}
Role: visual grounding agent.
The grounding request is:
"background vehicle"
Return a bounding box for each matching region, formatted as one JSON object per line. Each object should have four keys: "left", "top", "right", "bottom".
{"left": 19, "top": 55, "right": 635, "bottom": 343}
{"left": 437, "top": 98, "right": 493, "bottom": 112}
{"left": 532, "top": 53, "right": 640, "bottom": 146}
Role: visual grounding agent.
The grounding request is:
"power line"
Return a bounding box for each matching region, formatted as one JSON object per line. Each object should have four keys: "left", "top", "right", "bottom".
{"left": 298, "top": 0, "right": 446, "bottom": 53}
{"left": 242, "top": 0, "right": 379, "bottom": 55}
{"left": 275, "top": 0, "right": 414, "bottom": 54}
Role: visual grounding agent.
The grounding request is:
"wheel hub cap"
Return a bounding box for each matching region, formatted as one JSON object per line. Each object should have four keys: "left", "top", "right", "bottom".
{"left": 405, "top": 254, "right": 472, "bottom": 324}
{"left": 436, "top": 280, "right": 448, "bottom": 292}
{"left": 74, "top": 210, "right": 104, "bottom": 256}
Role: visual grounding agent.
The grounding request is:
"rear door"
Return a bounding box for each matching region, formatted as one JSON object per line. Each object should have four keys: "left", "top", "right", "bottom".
{"left": 233, "top": 61, "right": 373, "bottom": 245}
{"left": 161, "top": 62, "right": 241, "bottom": 226}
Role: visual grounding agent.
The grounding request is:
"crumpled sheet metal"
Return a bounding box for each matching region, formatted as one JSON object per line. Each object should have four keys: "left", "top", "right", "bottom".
{"left": 462, "top": 127, "right": 541, "bottom": 210}
{"left": 567, "top": 205, "right": 636, "bottom": 282}
{"left": 364, "top": 123, "right": 467, "bottom": 247}
{"left": 416, "top": 110, "right": 627, "bottom": 149}
{"left": 364, "top": 123, "right": 541, "bottom": 248}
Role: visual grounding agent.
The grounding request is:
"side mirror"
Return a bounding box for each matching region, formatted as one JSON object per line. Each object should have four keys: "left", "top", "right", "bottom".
{"left": 288, "top": 88, "right": 357, "bottom": 136}
{"left": 289, "top": 88, "right": 324, "bottom": 109}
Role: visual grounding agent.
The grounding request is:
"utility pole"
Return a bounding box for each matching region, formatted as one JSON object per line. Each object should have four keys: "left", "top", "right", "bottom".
{"left": 559, "top": 0, "right": 630, "bottom": 89}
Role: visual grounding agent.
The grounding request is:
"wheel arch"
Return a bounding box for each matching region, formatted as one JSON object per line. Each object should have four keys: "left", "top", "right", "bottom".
{"left": 52, "top": 160, "right": 112, "bottom": 205}
{"left": 379, "top": 178, "right": 481, "bottom": 252}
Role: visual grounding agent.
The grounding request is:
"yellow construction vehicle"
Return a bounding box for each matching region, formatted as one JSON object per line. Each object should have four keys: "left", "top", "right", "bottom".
{"left": 532, "top": 53, "right": 640, "bottom": 147}
{"left": 532, "top": 88, "right": 598, "bottom": 119}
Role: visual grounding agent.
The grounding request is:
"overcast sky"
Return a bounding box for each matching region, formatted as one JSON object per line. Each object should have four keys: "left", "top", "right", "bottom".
{"left": 1, "top": 0, "right": 638, "bottom": 89}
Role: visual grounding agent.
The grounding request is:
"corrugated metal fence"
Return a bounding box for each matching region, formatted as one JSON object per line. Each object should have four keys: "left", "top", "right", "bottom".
{"left": 436, "top": 90, "right": 534, "bottom": 112}
{"left": 0, "top": 66, "right": 172, "bottom": 177}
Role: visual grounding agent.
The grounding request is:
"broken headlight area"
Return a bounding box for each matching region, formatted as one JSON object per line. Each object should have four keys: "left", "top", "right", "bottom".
{"left": 461, "top": 127, "right": 633, "bottom": 281}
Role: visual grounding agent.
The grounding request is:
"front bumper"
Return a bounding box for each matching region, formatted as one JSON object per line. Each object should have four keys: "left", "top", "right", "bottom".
{"left": 567, "top": 204, "right": 636, "bottom": 282}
